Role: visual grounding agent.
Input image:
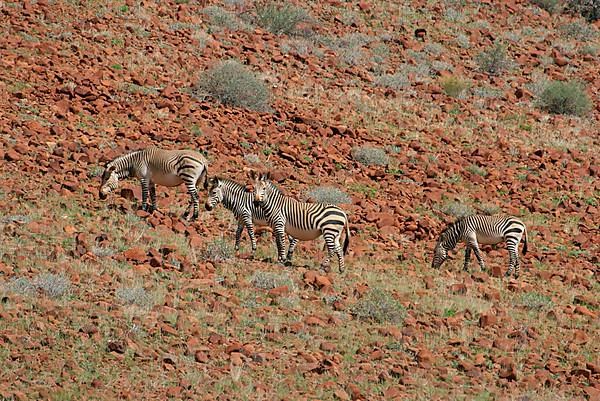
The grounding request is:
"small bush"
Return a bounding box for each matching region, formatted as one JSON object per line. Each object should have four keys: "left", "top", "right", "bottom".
{"left": 440, "top": 76, "right": 470, "bottom": 98}
{"left": 466, "top": 164, "right": 488, "bottom": 177}
{"left": 374, "top": 73, "right": 410, "bottom": 90}
{"left": 559, "top": 20, "right": 598, "bottom": 41}
{"left": 195, "top": 60, "right": 270, "bottom": 112}
{"left": 251, "top": 271, "right": 294, "bottom": 290}
{"left": 477, "top": 203, "right": 501, "bottom": 215}
{"left": 307, "top": 186, "right": 351, "bottom": 205}
{"left": 256, "top": 3, "right": 311, "bottom": 36}
{"left": 352, "top": 146, "right": 389, "bottom": 167}
{"left": 567, "top": 0, "right": 600, "bottom": 22}
{"left": 202, "top": 237, "right": 234, "bottom": 262}
{"left": 243, "top": 153, "right": 261, "bottom": 164}
{"left": 476, "top": 42, "right": 512, "bottom": 75}
{"left": 34, "top": 273, "right": 71, "bottom": 298}
{"left": 531, "top": 0, "right": 562, "bottom": 13}
{"left": 537, "top": 80, "right": 592, "bottom": 116}
{"left": 116, "top": 286, "right": 154, "bottom": 309}
{"left": 519, "top": 292, "right": 553, "bottom": 310}
{"left": 6, "top": 277, "right": 37, "bottom": 297}
{"left": 202, "top": 6, "right": 247, "bottom": 32}
{"left": 351, "top": 289, "right": 406, "bottom": 324}
{"left": 442, "top": 201, "right": 475, "bottom": 219}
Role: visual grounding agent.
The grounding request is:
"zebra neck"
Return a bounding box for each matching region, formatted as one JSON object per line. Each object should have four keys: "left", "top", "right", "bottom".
{"left": 111, "top": 151, "right": 141, "bottom": 179}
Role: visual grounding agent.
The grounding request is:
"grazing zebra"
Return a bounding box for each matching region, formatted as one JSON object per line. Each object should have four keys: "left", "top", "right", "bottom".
{"left": 99, "top": 146, "right": 209, "bottom": 220}
{"left": 205, "top": 177, "right": 297, "bottom": 256}
{"left": 251, "top": 172, "right": 351, "bottom": 273}
{"left": 431, "top": 214, "right": 528, "bottom": 278}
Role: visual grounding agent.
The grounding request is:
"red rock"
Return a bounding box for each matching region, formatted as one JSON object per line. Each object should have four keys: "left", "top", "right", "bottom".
{"left": 574, "top": 305, "right": 596, "bottom": 318}
{"left": 479, "top": 313, "right": 497, "bottom": 328}
{"left": 334, "top": 389, "right": 350, "bottom": 401}
{"left": 194, "top": 351, "right": 209, "bottom": 363}
{"left": 315, "top": 275, "right": 332, "bottom": 288}
{"left": 449, "top": 283, "right": 467, "bottom": 294}
{"left": 499, "top": 357, "right": 517, "bottom": 381}
{"left": 417, "top": 348, "right": 434, "bottom": 368}
{"left": 122, "top": 247, "right": 147, "bottom": 263}
{"left": 267, "top": 285, "right": 289, "bottom": 297}
{"left": 5, "top": 150, "right": 20, "bottom": 161}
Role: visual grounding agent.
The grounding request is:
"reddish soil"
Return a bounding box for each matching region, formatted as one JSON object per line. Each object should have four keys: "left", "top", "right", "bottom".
{"left": 0, "top": 1, "right": 598, "bottom": 400}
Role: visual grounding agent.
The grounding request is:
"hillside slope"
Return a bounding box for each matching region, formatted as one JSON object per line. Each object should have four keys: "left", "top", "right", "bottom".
{"left": 0, "top": 1, "right": 598, "bottom": 400}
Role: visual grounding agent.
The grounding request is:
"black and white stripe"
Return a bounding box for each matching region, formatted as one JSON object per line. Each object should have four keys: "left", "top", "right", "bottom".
{"left": 99, "top": 147, "right": 208, "bottom": 220}
{"left": 252, "top": 172, "right": 351, "bottom": 273}
{"left": 432, "top": 214, "right": 528, "bottom": 278}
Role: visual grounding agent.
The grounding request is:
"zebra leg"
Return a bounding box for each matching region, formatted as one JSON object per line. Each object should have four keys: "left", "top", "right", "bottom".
{"left": 140, "top": 178, "right": 150, "bottom": 211}
{"left": 149, "top": 181, "right": 157, "bottom": 212}
{"left": 463, "top": 246, "right": 472, "bottom": 271}
{"left": 234, "top": 221, "right": 244, "bottom": 252}
{"left": 183, "top": 180, "right": 200, "bottom": 220}
{"left": 321, "top": 233, "right": 337, "bottom": 272}
{"left": 241, "top": 214, "right": 257, "bottom": 254}
{"left": 286, "top": 237, "right": 298, "bottom": 264}
{"left": 471, "top": 242, "right": 486, "bottom": 271}
{"left": 505, "top": 242, "right": 519, "bottom": 278}
{"left": 334, "top": 235, "right": 345, "bottom": 273}
{"left": 273, "top": 224, "right": 287, "bottom": 264}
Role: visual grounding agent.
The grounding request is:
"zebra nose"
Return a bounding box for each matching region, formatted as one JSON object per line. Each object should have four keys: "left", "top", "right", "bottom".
{"left": 205, "top": 203, "right": 212, "bottom": 211}
{"left": 99, "top": 191, "right": 107, "bottom": 200}
{"left": 253, "top": 200, "right": 260, "bottom": 207}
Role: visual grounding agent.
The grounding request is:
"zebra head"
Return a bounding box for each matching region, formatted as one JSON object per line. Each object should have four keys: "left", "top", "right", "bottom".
{"left": 99, "top": 165, "right": 119, "bottom": 200}
{"left": 431, "top": 225, "right": 454, "bottom": 268}
{"left": 251, "top": 171, "right": 271, "bottom": 206}
{"left": 205, "top": 177, "right": 223, "bottom": 211}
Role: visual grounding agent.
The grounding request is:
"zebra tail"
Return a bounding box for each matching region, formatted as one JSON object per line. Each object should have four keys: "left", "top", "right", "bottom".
{"left": 522, "top": 226, "right": 528, "bottom": 255}
{"left": 343, "top": 223, "right": 350, "bottom": 255}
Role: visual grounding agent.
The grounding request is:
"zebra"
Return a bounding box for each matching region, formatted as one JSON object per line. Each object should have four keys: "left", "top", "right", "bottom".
{"left": 431, "top": 214, "right": 528, "bottom": 278}
{"left": 205, "top": 177, "right": 297, "bottom": 256}
{"left": 99, "top": 146, "right": 209, "bottom": 221}
{"left": 251, "top": 171, "right": 351, "bottom": 273}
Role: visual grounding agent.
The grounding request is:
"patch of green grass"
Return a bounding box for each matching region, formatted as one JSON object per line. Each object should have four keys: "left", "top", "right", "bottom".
{"left": 349, "top": 183, "right": 378, "bottom": 199}
{"left": 475, "top": 42, "right": 512, "bottom": 75}
{"left": 518, "top": 292, "right": 553, "bottom": 310}
{"left": 466, "top": 164, "right": 488, "bottom": 177}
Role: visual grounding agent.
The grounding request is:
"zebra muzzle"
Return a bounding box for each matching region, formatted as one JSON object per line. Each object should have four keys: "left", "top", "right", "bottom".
{"left": 99, "top": 191, "right": 107, "bottom": 200}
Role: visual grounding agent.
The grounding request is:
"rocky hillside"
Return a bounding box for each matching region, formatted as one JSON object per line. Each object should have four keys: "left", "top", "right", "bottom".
{"left": 0, "top": 1, "right": 598, "bottom": 400}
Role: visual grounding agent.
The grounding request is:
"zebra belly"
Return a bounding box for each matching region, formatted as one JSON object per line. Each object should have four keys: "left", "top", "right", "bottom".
{"left": 476, "top": 232, "right": 504, "bottom": 245}
{"left": 285, "top": 225, "right": 322, "bottom": 241}
{"left": 150, "top": 172, "right": 183, "bottom": 187}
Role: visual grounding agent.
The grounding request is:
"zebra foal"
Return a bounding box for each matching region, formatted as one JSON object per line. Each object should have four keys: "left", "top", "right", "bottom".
{"left": 431, "top": 214, "right": 528, "bottom": 278}
{"left": 99, "top": 146, "right": 209, "bottom": 221}
{"left": 251, "top": 172, "right": 350, "bottom": 273}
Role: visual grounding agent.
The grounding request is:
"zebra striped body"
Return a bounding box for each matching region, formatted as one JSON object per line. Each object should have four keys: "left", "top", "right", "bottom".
{"left": 99, "top": 147, "right": 209, "bottom": 220}
{"left": 432, "top": 214, "right": 528, "bottom": 278}
{"left": 252, "top": 172, "right": 350, "bottom": 273}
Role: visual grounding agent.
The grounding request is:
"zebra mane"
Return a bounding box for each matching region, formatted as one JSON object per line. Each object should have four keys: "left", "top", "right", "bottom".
{"left": 219, "top": 178, "right": 250, "bottom": 192}
{"left": 266, "top": 179, "right": 283, "bottom": 195}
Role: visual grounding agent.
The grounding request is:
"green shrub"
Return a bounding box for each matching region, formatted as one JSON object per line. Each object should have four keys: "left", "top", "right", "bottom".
{"left": 352, "top": 146, "right": 389, "bottom": 166}
{"left": 466, "top": 164, "right": 488, "bottom": 177}
{"left": 374, "top": 73, "right": 410, "bottom": 90}
{"left": 251, "top": 271, "right": 294, "bottom": 290}
{"left": 537, "top": 80, "right": 592, "bottom": 116}
{"left": 256, "top": 3, "right": 311, "bottom": 36}
{"left": 530, "top": 0, "right": 562, "bottom": 13}
{"left": 35, "top": 273, "right": 71, "bottom": 298}
{"left": 567, "top": 0, "right": 600, "bottom": 22}
{"left": 519, "top": 292, "right": 553, "bottom": 310}
{"left": 116, "top": 286, "right": 154, "bottom": 309}
{"left": 351, "top": 289, "right": 406, "bottom": 324}
{"left": 475, "top": 42, "right": 512, "bottom": 75}
{"left": 195, "top": 60, "right": 270, "bottom": 111}
{"left": 440, "top": 76, "right": 470, "bottom": 98}
{"left": 202, "top": 6, "right": 247, "bottom": 32}
{"left": 307, "top": 186, "right": 351, "bottom": 204}
{"left": 202, "top": 237, "right": 234, "bottom": 262}
{"left": 442, "top": 201, "right": 474, "bottom": 219}
{"left": 559, "top": 20, "right": 598, "bottom": 41}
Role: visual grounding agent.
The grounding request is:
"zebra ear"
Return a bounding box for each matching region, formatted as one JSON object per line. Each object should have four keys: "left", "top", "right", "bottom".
{"left": 249, "top": 170, "right": 257, "bottom": 181}
{"left": 262, "top": 171, "right": 272, "bottom": 181}
{"left": 107, "top": 165, "right": 116, "bottom": 174}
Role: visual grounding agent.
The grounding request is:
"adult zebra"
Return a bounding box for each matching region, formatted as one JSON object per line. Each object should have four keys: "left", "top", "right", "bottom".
{"left": 432, "top": 214, "right": 528, "bottom": 278}
{"left": 251, "top": 172, "right": 350, "bottom": 273}
{"left": 99, "top": 147, "right": 208, "bottom": 220}
{"left": 205, "top": 176, "right": 297, "bottom": 256}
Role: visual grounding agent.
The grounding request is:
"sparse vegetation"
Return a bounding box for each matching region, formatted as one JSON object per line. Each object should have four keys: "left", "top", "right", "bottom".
{"left": 536, "top": 80, "right": 592, "bottom": 116}
{"left": 374, "top": 72, "right": 410, "bottom": 90}
{"left": 442, "top": 201, "right": 475, "bottom": 218}
{"left": 475, "top": 42, "right": 512, "bottom": 75}
{"left": 351, "top": 288, "right": 406, "bottom": 324}
{"left": 467, "top": 164, "right": 488, "bottom": 177}
{"left": 306, "top": 186, "right": 351, "bottom": 204}
{"left": 255, "top": 3, "right": 311, "bottom": 36}
{"left": 5, "top": 273, "right": 71, "bottom": 299}
{"left": 518, "top": 292, "right": 554, "bottom": 310}
{"left": 440, "top": 76, "right": 470, "bottom": 98}
{"left": 195, "top": 60, "right": 271, "bottom": 112}
{"left": 202, "top": 6, "right": 247, "bottom": 32}
{"left": 202, "top": 237, "right": 234, "bottom": 262}
{"left": 352, "top": 146, "right": 389, "bottom": 166}
{"left": 531, "top": 0, "right": 562, "bottom": 14}
{"left": 251, "top": 271, "right": 295, "bottom": 290}
{"left": 243, "top": 153, "right": 261, "bottom": 164}
{"left": 567, "top": 0, "right": 600, "bottom": 22}
{"left": 116, "top": 286, "right": 155, "bottom": 309}
{"left": 559, "top": 20, "right": 598, "bottom": 40}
